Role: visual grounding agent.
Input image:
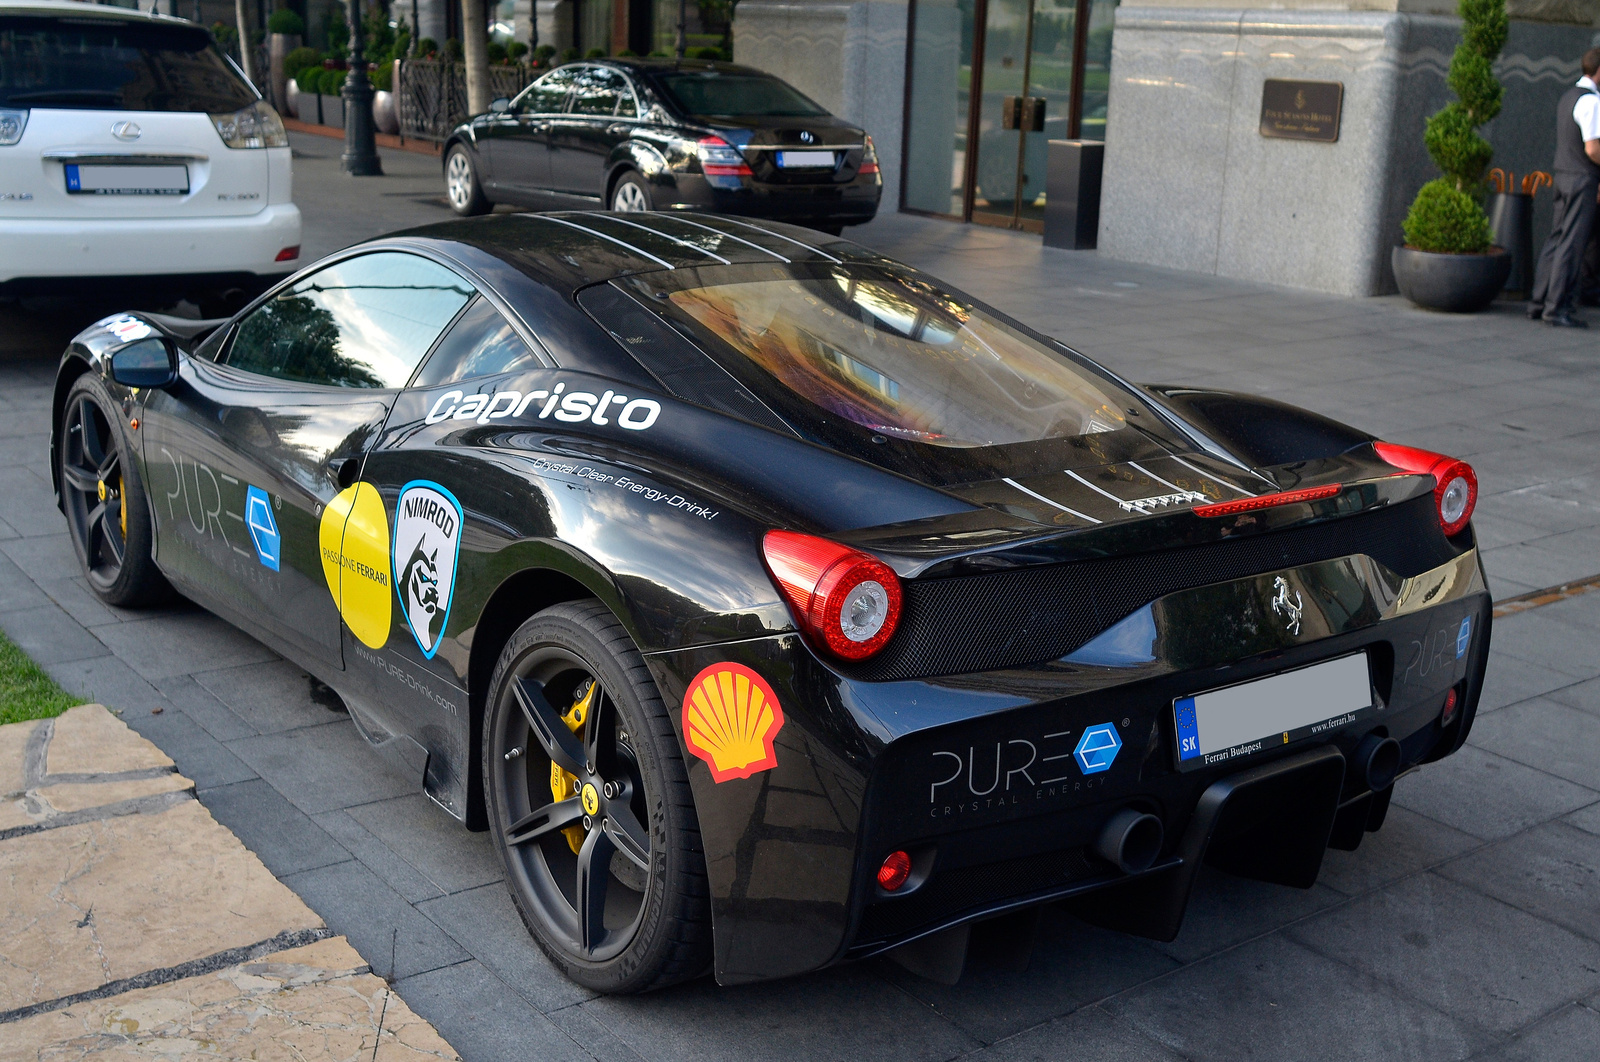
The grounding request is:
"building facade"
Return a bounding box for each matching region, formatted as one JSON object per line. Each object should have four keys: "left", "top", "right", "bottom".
{"left": 735, "top": 0, "right": 1600, "bottom": 296}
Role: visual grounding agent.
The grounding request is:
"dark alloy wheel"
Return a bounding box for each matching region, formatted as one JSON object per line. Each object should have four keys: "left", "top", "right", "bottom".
{"left": 58, "top": 376, "right": 169, "bottom": 607}
{"left": 485, "top": 601, "right": 711, "bottom": 992}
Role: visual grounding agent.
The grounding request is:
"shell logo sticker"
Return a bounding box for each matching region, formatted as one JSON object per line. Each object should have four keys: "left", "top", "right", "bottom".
{"left": 682, "top": 663, "right": 784, "bottom": 783}
{"left": 319, "top": 482, "right": 392, "bottom": 649}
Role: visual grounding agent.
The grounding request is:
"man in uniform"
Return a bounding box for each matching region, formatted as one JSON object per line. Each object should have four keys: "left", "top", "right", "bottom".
{"left": 1529, "top": 47, "right": 1600, "bottom": 327}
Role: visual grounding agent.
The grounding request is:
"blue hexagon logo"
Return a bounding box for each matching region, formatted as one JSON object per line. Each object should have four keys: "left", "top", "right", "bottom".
{"left": 1075, "top": 723, "right": 1122, "bottom": 775}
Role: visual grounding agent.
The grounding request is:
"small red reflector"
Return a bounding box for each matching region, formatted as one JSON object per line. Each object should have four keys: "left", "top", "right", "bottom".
{"left": 1441, "top": 687, "right": 1460, "bottom": 726}
{"left": 1193, "top": 484, "right": 1341, "bottom": 518}
{"left": 275, "top": 245, "right": 300, "bottom": 262}
{"left": 878, "top": 850, "right": 912, "bottom": 891}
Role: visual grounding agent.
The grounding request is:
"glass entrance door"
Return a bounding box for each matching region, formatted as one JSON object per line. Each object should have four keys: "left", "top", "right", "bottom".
{"left": 902, "top": 0, "right": 1116, "bottom": 232}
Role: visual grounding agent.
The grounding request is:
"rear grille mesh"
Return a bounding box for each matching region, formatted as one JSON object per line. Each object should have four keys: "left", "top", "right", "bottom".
{"left": 856, "top": 847, "right": 1104, "bottom": 944}
{"left": 857, "top": 496, "right": 1458, "bottom": 681}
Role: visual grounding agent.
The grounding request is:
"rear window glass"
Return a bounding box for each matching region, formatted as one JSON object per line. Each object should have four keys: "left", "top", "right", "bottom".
{"left": 652, "top": 71, "right": 825, "bottom": 117}
{"left": 630, "top": 266, "right": 1127, "bottom": 448}
{"left": 0, "top": 16, "right": 256, "bottom": 112}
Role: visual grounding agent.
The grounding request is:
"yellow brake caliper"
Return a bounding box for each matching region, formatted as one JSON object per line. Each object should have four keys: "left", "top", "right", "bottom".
{"left": 118, "top": 472, "right": 127, "bottom": 539}
{"left": 549, "top": 679, "right": 595, "bottom": 854}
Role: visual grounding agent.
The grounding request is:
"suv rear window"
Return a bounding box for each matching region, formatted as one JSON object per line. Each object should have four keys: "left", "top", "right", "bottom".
{"left": 651, "top": 71, "right": 825, "bottom": 118}
{"left": 0, "top": 16, "right": 257, "bottom": 112}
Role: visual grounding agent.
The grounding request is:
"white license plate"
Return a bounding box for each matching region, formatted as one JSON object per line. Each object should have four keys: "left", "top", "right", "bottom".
{"left": 1174, "top": 653, "right": 1375, "bottom": 771}
{"left": 776, "top": 150, "right": 835, "bottom": 169}
{"left": 65, "top": 163, "right": 189, "bottom": 196}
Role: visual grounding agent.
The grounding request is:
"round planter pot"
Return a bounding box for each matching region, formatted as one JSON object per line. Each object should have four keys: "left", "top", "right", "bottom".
{"left": 372, "top": 90, "right": 398, "bottom": 135}
{"left": 1392, "top": 245, "right": 1513, "bottom": 313}
{"left": 284, "top": 79, "right": 300, "bottom": 119}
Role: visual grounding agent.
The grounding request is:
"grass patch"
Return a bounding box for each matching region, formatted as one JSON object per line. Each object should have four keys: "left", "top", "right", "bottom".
{"left": 0, "top": 629, "right": 81, "bottom": 726}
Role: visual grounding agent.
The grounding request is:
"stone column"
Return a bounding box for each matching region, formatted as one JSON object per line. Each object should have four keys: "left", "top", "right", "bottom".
{"left": 1097, "top": 0, "right": 1600, "bottom": 296}
{"left": 538, "top": 0, "right": 575, "bottom": 51}
{"left": 733, "top": 0, "right": 910, "bottom": 211}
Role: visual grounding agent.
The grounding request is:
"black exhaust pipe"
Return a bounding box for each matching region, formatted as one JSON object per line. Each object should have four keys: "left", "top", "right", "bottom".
{"left": 1096, "top": 808, "right": 1164, "bottom": 874}
{"left": 1355, "top": 733, "right": 1402, "bottom": 792}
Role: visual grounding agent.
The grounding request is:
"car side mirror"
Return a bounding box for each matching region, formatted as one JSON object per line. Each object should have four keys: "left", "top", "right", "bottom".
{"left": 109, "top": 336, "right": 179, "bottom": 389}
{"left": 490, "top": 97, "right": 511, "bottom": 114}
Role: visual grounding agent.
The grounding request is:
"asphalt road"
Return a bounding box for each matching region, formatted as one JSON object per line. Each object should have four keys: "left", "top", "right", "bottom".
{"left": 3, "top": 131, "right": 1600, "bottom": 1061}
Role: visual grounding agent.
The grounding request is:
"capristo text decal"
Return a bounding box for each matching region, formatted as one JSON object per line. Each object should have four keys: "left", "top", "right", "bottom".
{"left": 320, "top": 482, "right": 391, "bottom": 649}
{"left": 393, "top": 481, "right": 463, "bottom": 659}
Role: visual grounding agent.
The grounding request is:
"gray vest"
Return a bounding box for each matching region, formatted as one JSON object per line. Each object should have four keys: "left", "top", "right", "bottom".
{"left": 1554, "top": 82, "right": 1600, "bottom": 177}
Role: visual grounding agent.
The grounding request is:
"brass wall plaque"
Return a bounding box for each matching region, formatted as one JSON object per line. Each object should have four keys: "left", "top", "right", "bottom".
{"left": 1259, "top": 79, "right": 1343, "bottom": 142}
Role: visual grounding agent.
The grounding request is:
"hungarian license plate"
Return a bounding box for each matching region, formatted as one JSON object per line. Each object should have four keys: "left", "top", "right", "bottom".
{"left": 65, "top": 163, "right": 189, "bottom": 196}
{"left": 776, "top": 150, "right": 835, "bottom": 169}
{"left": 1174, "top": 652, "right": 1375, "bottom": 772}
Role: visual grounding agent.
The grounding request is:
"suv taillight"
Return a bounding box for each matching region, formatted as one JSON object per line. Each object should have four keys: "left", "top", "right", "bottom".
{"left": 0, "top": 108, "right": 27, "bottom": 146}
{"left": 1373, "top": 441, "right": 1477, "bottom": 537}
{"left": 211, "top": 101, "right": 288, "bottom": 148}
{"left": 763, "top": 530, "right": 902, "bottom": 661}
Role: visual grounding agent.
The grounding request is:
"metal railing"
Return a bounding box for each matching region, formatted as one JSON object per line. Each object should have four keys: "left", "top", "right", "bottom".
{"left": 397, "top": 59, "right": 537, "bottom": 142}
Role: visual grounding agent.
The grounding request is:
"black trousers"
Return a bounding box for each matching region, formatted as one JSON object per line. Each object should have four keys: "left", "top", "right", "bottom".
{"left": 1531, "top": 169, "right": 1599, "bottom": 317}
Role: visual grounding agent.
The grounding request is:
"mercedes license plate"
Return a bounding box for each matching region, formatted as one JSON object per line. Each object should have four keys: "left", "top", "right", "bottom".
{"left": 65, "top": 163, "right": 189, "bottom": 196}
{"left": 776, "top": 150, "right": 835, "bottom": 169}
{"left": 1174, "top": 652, "right": 1375, "bottom": 771}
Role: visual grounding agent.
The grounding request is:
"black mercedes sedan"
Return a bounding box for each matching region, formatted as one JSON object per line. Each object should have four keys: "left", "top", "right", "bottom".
{"left": 53, "top": 212, "right": 1489, "bottom": 994}
{"left": 441, "top": 59, "right": 882, "bottom": 234}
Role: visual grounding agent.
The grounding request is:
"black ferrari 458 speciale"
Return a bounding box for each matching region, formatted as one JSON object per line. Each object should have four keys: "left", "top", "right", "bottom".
{"left": 51, "top": 212, "right": 1490, "bottom": 993}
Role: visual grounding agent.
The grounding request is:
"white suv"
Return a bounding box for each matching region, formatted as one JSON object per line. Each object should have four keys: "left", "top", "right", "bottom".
{"left": 0, "top": 0, "right": 300, "bottom": 303}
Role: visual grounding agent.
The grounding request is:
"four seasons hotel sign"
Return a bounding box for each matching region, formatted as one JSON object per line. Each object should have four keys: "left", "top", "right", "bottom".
{"left": 1260, "top": 79, "right": 1344, "bottom": 142}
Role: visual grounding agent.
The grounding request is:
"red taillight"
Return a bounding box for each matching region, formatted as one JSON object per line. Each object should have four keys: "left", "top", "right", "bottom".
{"left": 1373, "top": 442, "right": 1477, "bottom": 537}
{"left": 1193, "top": 484, "right": 1341, "bottom": 518}
{"left": 275, "top": 245, "right": 300, "bottom": 262}
{"left": 877, "top": 850, "right": 912, "bottom": 891}
{"left": 763, "top": 530, "right": 902, "bottom": 661}
{"left": 697, "top": 136, "right": 752, "bottom": 177}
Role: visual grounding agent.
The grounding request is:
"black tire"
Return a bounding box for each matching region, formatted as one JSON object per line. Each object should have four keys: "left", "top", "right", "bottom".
{"left": 58, "top": 375, "right": 171, "bottom": 607}
{"left": 484, "top": 600, "right": 711, "bottom": 993}
{"left": 445, "top": 144, "right": 492, "bottom": 217}
{"left": 609, "top": 171, "right": 653, "bottom": 213}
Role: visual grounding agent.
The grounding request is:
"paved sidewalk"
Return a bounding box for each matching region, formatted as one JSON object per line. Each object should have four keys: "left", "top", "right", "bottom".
{"left": 0, "top": 136, "right": 1598, "bottom": 1060}
{"left": 0, "top": 704, "right": 459, "bottom": 1059}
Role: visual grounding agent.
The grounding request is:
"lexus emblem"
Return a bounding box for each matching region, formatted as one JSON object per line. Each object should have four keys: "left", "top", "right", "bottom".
{"left": 799, "top": 130, "right": 814, "bottom": 143}
{"left": 112, "top": 121, "right": 142, "bottom": 141}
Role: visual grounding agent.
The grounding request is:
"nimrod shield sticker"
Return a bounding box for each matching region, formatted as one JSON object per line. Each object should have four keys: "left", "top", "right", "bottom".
{"left": 393, "top": 481, "right": 464, "bottom": 658}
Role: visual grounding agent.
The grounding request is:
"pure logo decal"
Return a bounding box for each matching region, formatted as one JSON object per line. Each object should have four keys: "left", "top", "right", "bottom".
{"left": 1074, "top": 724, "right": 1122, "bottom": 775}
{"left": 245, "top": 485, "right": 279, "bottom": 571}
{"left": 393, "top": 481, "right": 463, "bottom": 659}
{"left": 1456, "top": 616, "right": 1471, "bottom": 658}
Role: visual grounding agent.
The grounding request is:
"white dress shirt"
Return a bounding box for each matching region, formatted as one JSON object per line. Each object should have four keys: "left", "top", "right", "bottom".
{"left": 1574, "top": 76, "right": 1600, "bottom": 143}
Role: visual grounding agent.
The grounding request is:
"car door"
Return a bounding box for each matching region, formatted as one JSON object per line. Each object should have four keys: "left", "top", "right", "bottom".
{"left": 547, "top": 66, "right": 632, "bottom": 200}
{"left": 336, "top": 294, "right": 547, "bottom": 817}
{"left": 138, "top": 250, "right": 476, "bottom": 672}
{"left": 489, "top": 66, "right": 581, "bottom": 203}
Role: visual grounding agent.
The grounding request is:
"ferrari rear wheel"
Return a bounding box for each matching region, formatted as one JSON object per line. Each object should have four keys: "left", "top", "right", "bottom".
{"left": 58, "top": 376, "right": 170, "bottom": 607}
{"left": 445, "top": 145, "right": 492, "bottom": 216}
{"left": 485, "top": 600, "right": 711, "bottom": 992}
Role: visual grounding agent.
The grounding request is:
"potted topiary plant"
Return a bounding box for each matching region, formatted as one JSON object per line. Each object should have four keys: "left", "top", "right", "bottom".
{"left": 1392, "top": 0, "right": 1513, "bottom": 312}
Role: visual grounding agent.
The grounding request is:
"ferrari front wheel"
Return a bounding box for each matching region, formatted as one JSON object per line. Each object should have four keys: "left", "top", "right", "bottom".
{"left": 58, "top": 375, "right": 170, "bottom": 607}
{"left": 484, "top": 600, "right": 711, "bottom": 992}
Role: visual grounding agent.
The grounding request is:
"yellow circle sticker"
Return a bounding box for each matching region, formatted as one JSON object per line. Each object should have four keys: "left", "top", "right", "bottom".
{"left": 581, "top": 782, "right": 600, "bottom": 816}
{"left": 319, "top": 482, "right": 392, "bottom": 649}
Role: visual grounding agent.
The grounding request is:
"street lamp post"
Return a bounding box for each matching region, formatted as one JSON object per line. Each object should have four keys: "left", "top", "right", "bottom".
{"left": 341, "top": 0, "right": 383, "bottom": 176}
